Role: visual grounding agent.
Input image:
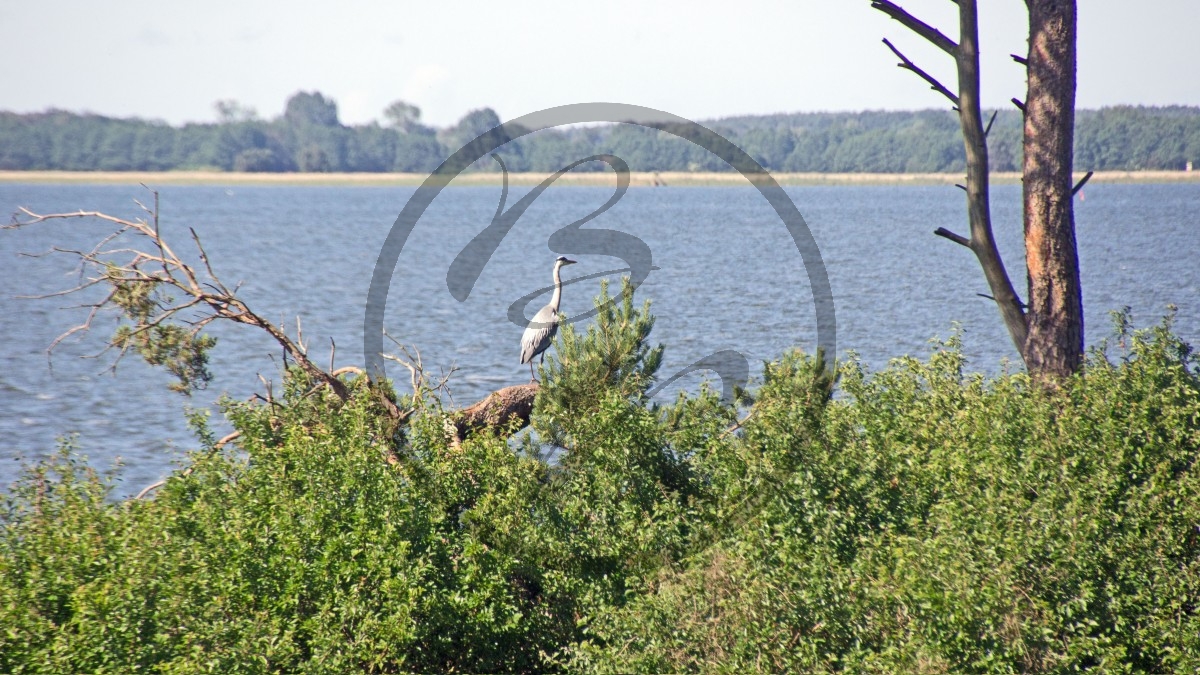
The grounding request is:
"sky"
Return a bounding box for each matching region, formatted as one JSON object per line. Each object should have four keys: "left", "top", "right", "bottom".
{"left": 2, "top": 0, "right": 1197, "bottom": 128}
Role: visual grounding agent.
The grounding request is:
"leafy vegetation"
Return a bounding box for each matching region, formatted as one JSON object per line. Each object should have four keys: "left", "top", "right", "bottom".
{"left": 569, "top": 316, "right": 1200, "bottom": 672}
{"left": 2, "top": 93, "right": 1199, "bottom": 173}
{"left": 2, "top": 273, "right": 1197, "bottom": 672}
{"left": 106, "top": 268, "right": 217, "bottom": 394}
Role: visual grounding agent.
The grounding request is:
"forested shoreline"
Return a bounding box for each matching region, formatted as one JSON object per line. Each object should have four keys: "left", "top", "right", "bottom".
{"left": 2, "top": 91, "right": 1198, "bottom": 174}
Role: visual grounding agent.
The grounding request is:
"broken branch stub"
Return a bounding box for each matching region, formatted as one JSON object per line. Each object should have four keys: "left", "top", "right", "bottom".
{"left": 445, "top": 383, "right": 539, "bottom": 445}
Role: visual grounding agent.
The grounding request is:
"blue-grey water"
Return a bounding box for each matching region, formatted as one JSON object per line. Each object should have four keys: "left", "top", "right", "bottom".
{"left": 2, "top": 181, "right": 1197, "bottom": 496}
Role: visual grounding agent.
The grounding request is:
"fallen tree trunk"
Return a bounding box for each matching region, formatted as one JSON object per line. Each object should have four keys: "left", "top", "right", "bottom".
{"left": 445, "top": 383, "right": 539, "bottom": 445}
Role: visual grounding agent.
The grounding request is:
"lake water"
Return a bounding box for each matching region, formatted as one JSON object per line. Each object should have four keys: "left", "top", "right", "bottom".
{"left": 2, "top": 180, "right": 1197, "bottom": 496}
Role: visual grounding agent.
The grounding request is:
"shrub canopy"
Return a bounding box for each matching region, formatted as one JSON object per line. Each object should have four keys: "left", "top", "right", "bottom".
{"left": 2, "top": 291, "right": 1198, "bottom": 673}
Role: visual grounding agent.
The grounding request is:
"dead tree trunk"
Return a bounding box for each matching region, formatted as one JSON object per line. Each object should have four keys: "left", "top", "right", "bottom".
{"left": 1022, "top": 0, "right": 1084, "bottom": 379}
{"left": 954, "top": 0, "right": 1029, "bottom": 354}
{"left": 445, "top": 383, "right": 539, "bottom": 445}
{"left": 872, "top": 0, "right": 1084, "bottom": 381}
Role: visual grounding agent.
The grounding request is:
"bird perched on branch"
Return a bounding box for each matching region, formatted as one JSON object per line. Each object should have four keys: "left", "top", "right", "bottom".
{"left": 520, "top": 255, "right": 576, "bottom": 381}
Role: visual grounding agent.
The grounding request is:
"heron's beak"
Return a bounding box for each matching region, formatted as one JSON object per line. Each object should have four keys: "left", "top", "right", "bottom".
{"left": 564, "top": 258, "right": 577, "bottom": 265}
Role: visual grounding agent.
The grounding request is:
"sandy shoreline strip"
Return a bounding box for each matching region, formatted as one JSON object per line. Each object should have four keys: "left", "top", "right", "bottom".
{"left": 1, "top": 169, "right": 1196, "bottom": 187}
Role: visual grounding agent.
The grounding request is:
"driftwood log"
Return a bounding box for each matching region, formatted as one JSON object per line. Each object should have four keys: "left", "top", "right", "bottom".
{"left": 445, "top": 383, "right": 539, "bottom": 445}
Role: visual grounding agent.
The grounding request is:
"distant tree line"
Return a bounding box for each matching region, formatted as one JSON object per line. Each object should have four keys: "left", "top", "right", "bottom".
{"left": 1, "top": 91, "right": 1198, "bottom": 173}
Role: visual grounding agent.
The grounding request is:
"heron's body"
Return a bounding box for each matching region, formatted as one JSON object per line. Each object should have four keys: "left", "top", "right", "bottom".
{"left": 521, "top": 256, "right": 575, "bottom": 380}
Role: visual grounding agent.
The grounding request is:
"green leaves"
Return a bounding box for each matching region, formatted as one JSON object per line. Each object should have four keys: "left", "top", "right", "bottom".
{"left": 111, "top": 323, "right": 215, "bottom": 395}
{"left": 567, "top": 325, "right": 1200, "bottom": 673}
{"left": 105, "top": 268, "right": 217, "bottom": 395}
{"left": 3, "top": 314, "right": 1199, "bottom": 672}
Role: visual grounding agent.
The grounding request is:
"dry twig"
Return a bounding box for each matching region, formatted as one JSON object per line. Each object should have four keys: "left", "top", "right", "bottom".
{"left": 134, "top": 430, "right": 241, "bottom": 500}
{"left": 7, "top": 197, "right": 349, "bottom": 399}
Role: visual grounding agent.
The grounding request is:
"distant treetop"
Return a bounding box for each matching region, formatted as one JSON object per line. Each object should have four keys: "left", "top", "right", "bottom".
{"left": 0, "top": 92, "right": 1197, "bottom": 173}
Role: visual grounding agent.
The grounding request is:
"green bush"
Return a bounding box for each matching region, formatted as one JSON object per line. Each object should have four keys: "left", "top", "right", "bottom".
{"left": 568, "top": 320, "right": 1200, "bottom": 673}
{"left": 2, "top": 297, "right": 1198, "bottom": 673}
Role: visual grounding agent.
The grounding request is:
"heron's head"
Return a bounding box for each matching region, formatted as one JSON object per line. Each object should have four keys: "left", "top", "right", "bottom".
{"left": 555, "top": 256, "right": 577, "bottom": 267}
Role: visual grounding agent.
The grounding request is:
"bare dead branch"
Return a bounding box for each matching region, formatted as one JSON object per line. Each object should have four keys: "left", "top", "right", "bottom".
{"left": 984, "top": 109, "right": 998, "bottom": 137}
{"left": 871, "top": 0, "right": 1008, "bottom": 309}
{"left": 135, "top": 430, "right": 242, "bottom": 500}
{"left": 134, "top": 480, "right": 167, "bottom": 501}
{"left": 9, "top": 207, "right": 136, "bottom": 230}
{"left": 188, "top": 227, "right": 222, "bottom": 288}
{"left": 1011, "top": 53, "right": 1028, "bottom": 65}
{"left": 1012, "top": 97, "right": 1026, "bottom": 111}
{"left": 978, "top": 293, "right": 1028, "bottom": 309}
{"left": 8, "top": 202, "right": 351, "bottom": 401}
{"left": 16, "top": 278, "right": 106, "bottom": 300}
{"left": 43, "top": 287, "right": 117, "bottom": 360}
{"left": 137, "top": 187, "right": 170, "bottom": 279}
{"left": 934, "top": 227, "right": 972, "bottom": 248}
{"left": 1072, "top": 170, "right": 1094, "bottom": 196}
{"left": 954, "top": 0, "right": 1029, "bottom": 354}
{"left": 295, "top": 316, "right": 306, "bottom": 355}
{"left": 720, "top": 408, "right": 756, "bottom": 439}
{"left": 882, "top": 38, "right": 960, "bottom": 106}
{"left": 381, "top": 352, "right": 422, "bottom": 400}
{"left": 215, "top": 431, "right": 240, "bottom": 448}
{"left": 257, "top": 374, "right": 275, "bottom": 406}
{"left": 8, "top": 193, "right": 527, "bottom": 475}
{"left": 871, "top": 0, "right": 959, "bottom": 54}
{"left": 439, "top": 366, "right": 458, "bottom": 409}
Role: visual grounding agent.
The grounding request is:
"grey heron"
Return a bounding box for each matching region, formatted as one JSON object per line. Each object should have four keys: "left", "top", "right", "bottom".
{"left": 520, "top": 256, "right": 576, "bottom": 380}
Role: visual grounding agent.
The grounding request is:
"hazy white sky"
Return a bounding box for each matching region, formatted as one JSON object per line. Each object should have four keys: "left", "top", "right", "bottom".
{"left": 2, "top": 1, "right": 1196, "bottom": 128}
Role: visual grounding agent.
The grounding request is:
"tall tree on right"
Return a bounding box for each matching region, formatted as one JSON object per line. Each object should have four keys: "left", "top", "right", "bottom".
{"left": 1020, "top": 0, "right": 1084, "bottom": 379}
{"left": 872, "top": 0, "right": 1085, "bottom": 381}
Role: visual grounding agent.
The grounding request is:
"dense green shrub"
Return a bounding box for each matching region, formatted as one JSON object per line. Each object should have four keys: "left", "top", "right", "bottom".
{"left": 568, "top": 319, "right": 1200, "bottom": 673}
{"left": 2, "top": 295, "right": 1198, "bottom": 673}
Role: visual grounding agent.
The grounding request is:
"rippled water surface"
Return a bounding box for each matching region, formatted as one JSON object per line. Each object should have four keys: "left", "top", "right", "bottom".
{"left": 2, "top": 180, "right": 1197, "bottom": 495}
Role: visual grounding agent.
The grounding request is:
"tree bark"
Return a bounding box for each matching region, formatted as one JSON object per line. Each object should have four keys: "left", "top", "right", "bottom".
{"left": 873, "top": 0, "right": 1085, "bottom": 382}
{"left": 955, "top": 0, "right": 1029, "bottom": 355}
{"left": 1022, "top": 0, "right": 1084, "bottom": 379}
{"left": 445, "top": 383, "right": 539, "bottom": 445}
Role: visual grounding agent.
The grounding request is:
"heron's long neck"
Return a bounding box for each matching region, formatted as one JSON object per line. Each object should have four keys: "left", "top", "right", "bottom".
{"left": 549, "top": 263, "right": 563, "bottom": 312}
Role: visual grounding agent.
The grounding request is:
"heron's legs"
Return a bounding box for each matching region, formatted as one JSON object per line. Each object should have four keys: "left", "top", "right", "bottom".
{"left": 529, "top": 361, "right": 536, "bottom": 382}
